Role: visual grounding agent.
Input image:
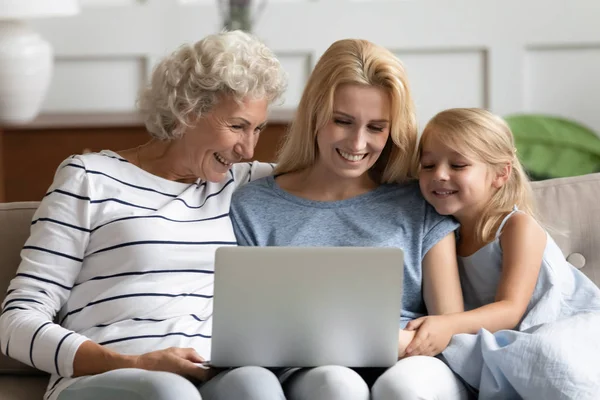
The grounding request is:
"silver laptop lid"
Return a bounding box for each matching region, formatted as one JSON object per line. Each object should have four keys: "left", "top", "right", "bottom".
{"left": 211, "top": 246, "right": 403, "bottom": 368}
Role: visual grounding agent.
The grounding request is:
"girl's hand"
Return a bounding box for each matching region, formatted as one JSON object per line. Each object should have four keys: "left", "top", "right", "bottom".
{"left": 404, "top": 315, "right": 455, "bottom": 357}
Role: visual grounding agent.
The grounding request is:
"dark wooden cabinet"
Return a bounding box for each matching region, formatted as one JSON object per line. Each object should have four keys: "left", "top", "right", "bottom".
{"left": 0, "top": 128, "right": 4, "bottom": 202}
{"left": 0, "top": 122, "right": 287, "bottom": 202}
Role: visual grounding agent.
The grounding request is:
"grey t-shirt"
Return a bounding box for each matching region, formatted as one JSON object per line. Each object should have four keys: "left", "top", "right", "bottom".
{"left": 230, "top": 175, "right": 459, "bottom": 323}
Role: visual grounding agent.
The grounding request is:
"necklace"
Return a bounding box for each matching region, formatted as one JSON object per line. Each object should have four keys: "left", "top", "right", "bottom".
{"left": 136, "top": 145, "right": 145, "bottom": 171}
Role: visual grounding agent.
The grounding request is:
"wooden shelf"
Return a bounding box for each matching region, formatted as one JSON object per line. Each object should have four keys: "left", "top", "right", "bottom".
{"left": 3, "top": 109, "right": 295, "bottom": 130}
{"left": 0, "top": 121, "right": 288, "bottom": 202}
{"left": 0, "top": 128, "right": 4, "bottom": 202}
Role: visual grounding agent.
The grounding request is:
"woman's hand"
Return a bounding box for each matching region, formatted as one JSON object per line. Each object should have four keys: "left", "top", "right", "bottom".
{"left": 404, "top": 315, "right": 456, "bottom": 357}
{"left": 133, "top": 347, "right": 217, "bottom": 382}
{"left": 74, "top": 341, "right": 216, "bottom": 382}
{"left": 397, "top": 329, "right": 416, "bottom": 359}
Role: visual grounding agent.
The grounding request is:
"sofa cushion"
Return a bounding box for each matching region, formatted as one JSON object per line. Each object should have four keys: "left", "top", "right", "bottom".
{"left": 0, "top": 375, "right": 48, "bottom": 400}
{"left": 531, "top": 173, "right": 600, "bottom": 287}
{"left": 0, "top": 173, "right": 598, "bottom": 379}
{"left": 0, "top": 203, "right": 44, "bottom": 374}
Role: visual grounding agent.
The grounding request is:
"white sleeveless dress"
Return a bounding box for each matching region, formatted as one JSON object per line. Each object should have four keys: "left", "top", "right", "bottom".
{"left": 443, "top": 207, "right": 600, "bottom": 399}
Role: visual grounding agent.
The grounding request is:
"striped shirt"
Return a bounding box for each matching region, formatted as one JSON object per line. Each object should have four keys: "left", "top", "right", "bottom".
{"left": 0, "top": 150, "right": 274, "bottom": 400}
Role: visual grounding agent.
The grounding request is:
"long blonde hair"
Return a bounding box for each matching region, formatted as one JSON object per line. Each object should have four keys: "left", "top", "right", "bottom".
{"left": 275, "top": 39, "right": 417, "bottom": 183}
{"left": 419, "top": 108, "right": 536, "bottom": 243}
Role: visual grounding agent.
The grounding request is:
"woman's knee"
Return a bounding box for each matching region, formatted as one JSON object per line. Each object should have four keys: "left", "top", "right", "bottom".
{"left": 59, "top": 369, "right": 201, "bottom": 400}
{"left": 372, "top": 357, "right": 469, "bottom": 400}
{"left": 136, "top": 370, "right": 202, "bottom": 400}
{"left": 286, "top": 366, "right": 369, "bottom": 400}
{"left": 201, "top": 366, "right": 284, "bottom": 400}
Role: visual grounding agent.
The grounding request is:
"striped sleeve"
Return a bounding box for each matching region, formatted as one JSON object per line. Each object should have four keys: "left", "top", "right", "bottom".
{"left": 0, "top": 156, "right": 92, "bottom": 377}
{"left": 232, "top": 161, "right": 276, "bottom": 186}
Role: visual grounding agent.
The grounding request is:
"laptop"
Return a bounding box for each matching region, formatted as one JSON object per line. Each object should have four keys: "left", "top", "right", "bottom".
{"left": 210, "top": 246, "right": 403, "bottom": 368}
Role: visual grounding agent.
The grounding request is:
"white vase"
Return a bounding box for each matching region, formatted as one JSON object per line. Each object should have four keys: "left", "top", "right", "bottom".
{"left": 0, "top": 20, "right": 52, "bottom": 124}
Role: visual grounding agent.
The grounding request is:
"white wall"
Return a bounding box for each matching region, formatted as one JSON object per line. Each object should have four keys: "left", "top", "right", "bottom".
{"left": 33, "top": 0, "right": 600, "bottom": 133}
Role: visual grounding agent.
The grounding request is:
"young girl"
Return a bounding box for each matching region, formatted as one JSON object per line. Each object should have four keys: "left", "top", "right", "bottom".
{"left": 409, "top": 108, "right": 600, "bottom": 399}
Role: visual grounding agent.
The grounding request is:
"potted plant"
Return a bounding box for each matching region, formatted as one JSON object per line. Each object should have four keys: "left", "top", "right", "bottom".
{"left": 218, "top": 0, "right": 267, "bottom": 32}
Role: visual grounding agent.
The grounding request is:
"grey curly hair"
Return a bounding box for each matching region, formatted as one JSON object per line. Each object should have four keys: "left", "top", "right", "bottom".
{"left": 138, "top": 30, "right": 287, "bottom": 140}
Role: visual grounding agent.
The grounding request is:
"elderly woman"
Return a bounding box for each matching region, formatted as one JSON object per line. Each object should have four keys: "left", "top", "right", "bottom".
{"left": 0, "top": 31, "right": 286, "bottom": 400}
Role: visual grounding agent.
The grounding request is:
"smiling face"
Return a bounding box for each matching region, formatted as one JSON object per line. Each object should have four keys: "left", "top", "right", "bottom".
{"left": 181, "top": 95, "right": 268, "bottom": 182}
{"left": 313, "top": 83, "right": 391, "bottom": 184}
{"left": 418, "top": 134, "right": 499, "bottom": 222}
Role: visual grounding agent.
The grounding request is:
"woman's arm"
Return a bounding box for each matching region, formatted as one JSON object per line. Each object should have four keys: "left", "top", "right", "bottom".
{"left": 422, "top": 232, "right": 464, "bottom": 315}
{"left": 0, "top": 156, "right": 93, "bottom": 377}
{"left": 0, "top": 156, "right": 212, "bottom": 380}
{"left": 232, "top": 161, "right": 276, "bottom": 187}
{"left": 401, "top": 232, "right": 462, "bottom": 357}
{"left": 73, "top": 340, "right": 210, "bottom": 380}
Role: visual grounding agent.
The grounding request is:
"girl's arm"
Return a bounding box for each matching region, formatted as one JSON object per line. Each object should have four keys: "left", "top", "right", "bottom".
{"left": 447, "top": 212, "right": 546, "bottom": 333}
{"left": 422, "top": 232, "right": 464, "bottom": 315}
{"left": 405, "top": 212, "right": 546, "bottom": 356}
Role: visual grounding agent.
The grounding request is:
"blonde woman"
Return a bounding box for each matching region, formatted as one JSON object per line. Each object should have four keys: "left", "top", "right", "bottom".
{"left": 231, "top": 39, "right": 470, "bottom": 400}
{"left": 415, "top": 108, "right": 600, "bottom": 398}
{"left": 0, "top": 31, "right": 288, "bottom": 400}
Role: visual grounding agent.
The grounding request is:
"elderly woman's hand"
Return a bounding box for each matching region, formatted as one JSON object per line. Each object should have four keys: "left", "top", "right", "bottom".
{"left": 134, "top": 347, "right": 217, "bottom": 382}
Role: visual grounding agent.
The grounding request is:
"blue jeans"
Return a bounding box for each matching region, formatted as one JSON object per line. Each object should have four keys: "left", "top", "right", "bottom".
{"left": 57, "top": 367, "right": 283, "bottom": 400}
{"left": 58, "top": 357, "right": 469, "bottom": 400}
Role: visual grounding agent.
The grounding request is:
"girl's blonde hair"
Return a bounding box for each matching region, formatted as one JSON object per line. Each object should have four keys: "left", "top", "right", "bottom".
{"left": 419, "top": 108, "right": 536, "bottom": 243}
{"left": 275, "top": 38, "right": 417, "bottom": 183}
